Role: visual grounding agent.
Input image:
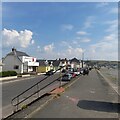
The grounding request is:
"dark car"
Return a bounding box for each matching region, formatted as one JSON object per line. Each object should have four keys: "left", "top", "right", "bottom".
{"left": 62, "top": 73, "right": 72, "bottom": 81}
{"left": 61, "top": 69, "right": 66, "bottom": 73}
{"left": 45, "top": 70, "right": 54, "bottom": 76}
{"left": 83, "top": 68, "right": 89, "bottom": 75}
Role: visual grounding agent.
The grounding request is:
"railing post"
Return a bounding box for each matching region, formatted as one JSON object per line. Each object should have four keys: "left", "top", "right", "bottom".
{"left": 17, "top": 97, "right": 19, "bottom": 111}
{"left": 11, "top": 100, "right": 16, "bottom": 113}
{"left": 37, "top": 83, "right": 39, "bottom": 98}
{"left": 59, "top": 67, "right": 62, "bottom": 88}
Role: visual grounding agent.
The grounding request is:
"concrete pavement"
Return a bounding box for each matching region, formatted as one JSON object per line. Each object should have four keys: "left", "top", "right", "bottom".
{"left": 2, "top": 73, "right": 63, "bottom": 118}
{"left": 25, "top": 69, "right": 119, "bottom": 118}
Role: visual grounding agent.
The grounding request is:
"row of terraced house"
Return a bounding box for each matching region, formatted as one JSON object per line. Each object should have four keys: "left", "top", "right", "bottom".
{"left": 1, "top": 48, "right": 86, "bottom": 74}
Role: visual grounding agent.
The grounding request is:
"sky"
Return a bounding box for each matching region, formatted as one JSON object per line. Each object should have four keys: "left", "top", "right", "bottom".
{"left": 2, "top": 2, "right": 118, "bottom": 61}
{"left": 2, "top": 0, "right": 119, "bottom": 2}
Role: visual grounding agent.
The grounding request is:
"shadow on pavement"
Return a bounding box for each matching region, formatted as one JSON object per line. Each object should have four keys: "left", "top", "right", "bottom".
{"left": 77, "top": 100, "right": 120, "bottom": 113}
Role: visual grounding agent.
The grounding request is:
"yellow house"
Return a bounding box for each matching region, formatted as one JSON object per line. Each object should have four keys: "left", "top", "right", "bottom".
{"left": 37, "top": 60, "right": 54, "bottom": 73}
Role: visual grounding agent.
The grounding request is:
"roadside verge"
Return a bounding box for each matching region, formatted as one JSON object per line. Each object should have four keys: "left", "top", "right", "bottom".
{"left": 97, "top": 70, "right": 119, "bottom": 96}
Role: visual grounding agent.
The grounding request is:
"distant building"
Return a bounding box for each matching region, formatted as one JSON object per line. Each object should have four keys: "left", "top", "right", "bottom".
{"left": 59, "top": 58, "right": 71, "bottom": 70}
{"left": 37, "top": 59, "right": 62, "bottom": 73}
{"left": 53, "top": 60, "right": 61, "bottom": 71}
{"left": 2, "top": 48, "right": 39, "bottom": 73}
{"left": 37, "top": 60, "right": 54, "bottom": 73}
{"left": 70, "top": 58, "right": 80, "bottom": 69}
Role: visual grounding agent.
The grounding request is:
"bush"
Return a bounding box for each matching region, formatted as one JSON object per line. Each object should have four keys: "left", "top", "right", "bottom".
{"left": 0, "top": 71, "right": 17, "bottom": 77}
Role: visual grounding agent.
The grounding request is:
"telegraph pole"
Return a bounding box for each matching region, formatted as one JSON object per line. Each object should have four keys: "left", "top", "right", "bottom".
{"left": 82, "top": 52, "right": 84, "bottom": 68}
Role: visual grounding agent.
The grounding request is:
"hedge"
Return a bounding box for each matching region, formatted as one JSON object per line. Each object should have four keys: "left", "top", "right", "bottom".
{"left": 0, "top": 71, "right": 17, "bottom": 77}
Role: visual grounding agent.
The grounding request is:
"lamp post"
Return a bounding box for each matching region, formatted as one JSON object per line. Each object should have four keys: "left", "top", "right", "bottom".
{"left": 45, "top": 60, "right": 48, "bottom": 72}
{"left": 59, "top": 65, "right": 63, "bottom": 88}
{"left": 82, "top": 51, "right": 84, "bottom": 68}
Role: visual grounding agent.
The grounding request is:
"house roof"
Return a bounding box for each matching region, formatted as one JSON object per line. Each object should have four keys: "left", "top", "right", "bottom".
{"left": 36, "top": 60, "right": 46, "bottom": 66}
{"left": 3, "top": 48, "right": 30, "bottom": 63}
{"left": 70, "top": 58, "right": 80, "bottom": 63}
{"left": 60, "top": 58, "right": 68, "bottom": 62}
{"left": 53, "top": 60, "right": 60, "bottom": 66}
{"left": 7, "top": 50, "right": 29, "bottom": 57}
{"left": 37, "top": 59, "right": 60, "bottom": 67}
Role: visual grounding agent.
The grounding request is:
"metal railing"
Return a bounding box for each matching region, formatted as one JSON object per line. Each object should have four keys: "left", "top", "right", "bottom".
{"left": 11, "top": 66, "right": 65, "bottom": 112}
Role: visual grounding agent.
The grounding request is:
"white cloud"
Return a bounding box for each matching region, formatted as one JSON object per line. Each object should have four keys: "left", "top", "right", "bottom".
{"left": 31, "top": 40, "right": 35, "bottom": 44}
{"left": 83, "top": 16, "right": 95, "bottom": 29}
{"left": 38, "top": 41, "right": 84, "bottom": 59}
{"left": 103, "top": 34, "right": 116, "bottom": 41}
{"left": 76, "top": 37, "right": 81, "bottom": 40}
{"left": 96, "top": 2, "right": 109, "bottom": 8}
{"left": 81, "top": 38, "right": 91, "bottom": 43}
{"left": 66, "top": 46, "right": 83, "bottom": 58}
{"left": 61, "top": 24, "right": 74, "bottom": 31}
{"left": 37, "top": 46, "right": 40, "bottom": 49}
{"left": 87, "top": 32, "right": 118, "bottom": 61}
{"left": 109, "top": 8, "right": 118, "bottom": 14}
{"left": 73, "top": 38, "right": 91, "bottom": 44}
{"left": 105, "top": 19, "right": 117, "bottom": 33}
{"left": 2, "top": 28, "right": 34, "bottom": 48}
{"left": 36, "top": 45, "right": 41, "bottom": 52}
{"left": 86, "top": 19, "right": 118, "bottom": 61}
{"left": 44, "top": 43, "right": 54, "bottom": 53}
{"left": 76, "top": 31, "right": 87, "bottom": 35}
{"left": 61, "top": 41, "right": 68, "bottom": 46}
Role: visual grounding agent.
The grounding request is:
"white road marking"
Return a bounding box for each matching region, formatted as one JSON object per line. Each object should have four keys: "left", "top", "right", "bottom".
{"left": 0, "top": 76, "right": 37, "bottom": 84}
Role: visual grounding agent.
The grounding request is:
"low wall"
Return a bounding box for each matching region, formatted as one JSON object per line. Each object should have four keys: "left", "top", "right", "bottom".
{"left": 0, "top": 76, "right": 17, "bottom": 81}
{"left": 0, "top": 74, "right": 31, "bottom": 81}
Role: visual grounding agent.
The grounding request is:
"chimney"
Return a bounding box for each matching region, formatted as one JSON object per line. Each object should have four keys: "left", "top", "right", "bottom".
{"left": 12, "top": 47, "right": 16, "bottom": 52}
{"left": 12, "top": 47, "right": 17, "bottom": 55}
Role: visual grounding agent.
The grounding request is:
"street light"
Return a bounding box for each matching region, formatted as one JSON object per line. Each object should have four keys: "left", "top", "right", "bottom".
{"left": 82, "top": 51, "right": 84, "bottom": 68}
{"left": 44, "top": 60, "right": 48, "bottom": 72}
{"left": 59, "top": 65, "right": 63, "bottom": 88}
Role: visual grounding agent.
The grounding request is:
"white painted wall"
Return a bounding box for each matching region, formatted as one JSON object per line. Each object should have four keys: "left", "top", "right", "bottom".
{"left": 0, "top": 66, "right": 2, "bottom": 72}
{"left": 3, "top": 55, "right": 23, "bottom": 73}
{"left": 19, "top": 56, "right": 39, "bottom": 67}
{"left": 28, "top": 66, "right": 33, "bottom": 72}
{"left": 71, "top": 62, "right": 80, "bottom": 69}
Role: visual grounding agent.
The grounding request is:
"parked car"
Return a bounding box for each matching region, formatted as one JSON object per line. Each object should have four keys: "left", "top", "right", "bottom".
{"left": 62, "top": 73, "right": 72, "bottom": 81}
{"left": 45, "top": 70, "right": 54, "bottom": 76}
{"left": 73, "top": 69, "right": 80, "bottom": 76}
{"left": 83, "top": 68, "right": 89, "bottom": 75}
{"left": 61, "top": 69, "right": 66, "bottom": 73}
{"left": 68, "top": 71, "right": 77, "bottom": 78}
{"left": 72, "top": 73, "right": 77, "bottom": 78}
{"left": 80, "top": 68, "right": 84, "bottom": 74}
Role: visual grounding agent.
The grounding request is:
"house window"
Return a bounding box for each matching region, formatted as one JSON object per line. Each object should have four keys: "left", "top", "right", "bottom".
{"left": 14, "top": 65, "right": 19, "bottom": 69}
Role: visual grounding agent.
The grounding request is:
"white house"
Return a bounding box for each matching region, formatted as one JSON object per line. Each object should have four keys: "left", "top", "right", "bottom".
{"left": 80, "top": 61, "right": 86, "bottom": 68}
{"left": 2, "top": 48, "right": 39, "bottom": 73}
{"left": 70, "top": 58, "right": 80, "bottom": 69}
{"left": 0, "top": 60, "right": 3, "bottom": 72}
{"left": 59, "top": 58, "right": 71, "bottom": 70}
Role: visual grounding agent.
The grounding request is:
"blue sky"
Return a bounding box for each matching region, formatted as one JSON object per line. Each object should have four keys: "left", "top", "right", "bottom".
{"left": 2, "top": 2, "right": 118, "bottom": 60}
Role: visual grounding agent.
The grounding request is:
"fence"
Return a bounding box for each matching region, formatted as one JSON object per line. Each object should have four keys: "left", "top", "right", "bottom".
{"left": 11, "top": 67, "right": 64, "bottom": 112}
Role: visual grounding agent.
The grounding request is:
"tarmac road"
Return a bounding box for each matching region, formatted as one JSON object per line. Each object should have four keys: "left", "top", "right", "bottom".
{"left": 2, "top": 73, "right": 62, "bottom": 118}
{"left": 29, "top": 69, "right": 119, "bottom": 118}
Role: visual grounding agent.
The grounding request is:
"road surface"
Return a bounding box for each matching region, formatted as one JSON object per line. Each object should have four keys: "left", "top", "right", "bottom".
{"left": 28, "top": 69, "right": 119, "bottom": 118}
{"left": 2, "top": 73, "right": 62, "bottom": 118}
